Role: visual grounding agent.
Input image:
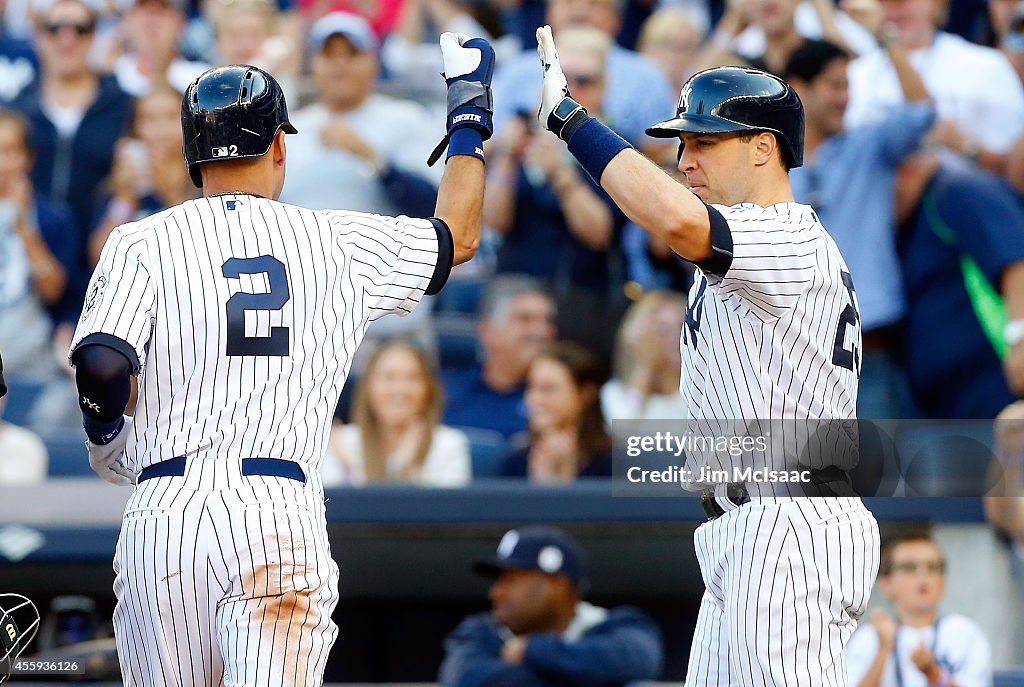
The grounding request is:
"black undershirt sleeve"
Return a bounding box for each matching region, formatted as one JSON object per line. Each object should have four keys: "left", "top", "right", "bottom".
{"left": 426, "top": 218, "right": 456, "bottom": 296}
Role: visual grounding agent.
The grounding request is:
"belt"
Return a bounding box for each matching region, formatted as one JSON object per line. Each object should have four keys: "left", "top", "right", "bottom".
{"left": 699, "top": 483, "right": 750, "bottom": 520}
{"left": 699, "top": 466, "right": 852, "bottom": 519}
{"left": 137, "top": 457, "right": 306, "bottom": 484}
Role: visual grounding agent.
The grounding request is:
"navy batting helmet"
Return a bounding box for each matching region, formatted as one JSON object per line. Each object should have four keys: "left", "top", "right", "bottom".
{"left": 181, "top": 65, "right": 297, "bottom": 188}
{"left": 646, "top": 66, "right": 804, "bottom": 168}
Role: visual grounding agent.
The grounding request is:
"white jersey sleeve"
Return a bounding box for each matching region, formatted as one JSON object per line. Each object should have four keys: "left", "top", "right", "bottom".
{"left": 69, "top": 224, "right": 157, "bottom": 371}
{"left": 327, "top": 211, "right": 446, "bottom": 321}
{"left": 702, "top": 203, "right": 819, "bottom": 322}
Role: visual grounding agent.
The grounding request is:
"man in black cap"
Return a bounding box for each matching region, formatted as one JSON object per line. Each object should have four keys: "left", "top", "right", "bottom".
{"left": 439, "top": 526, "right": 662, "bottom": 686}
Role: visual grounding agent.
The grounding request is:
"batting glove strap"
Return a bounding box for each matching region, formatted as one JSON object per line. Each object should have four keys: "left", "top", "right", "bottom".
{"left": 446, "top": 81, "right": 493, "bottom": 117}
{"left": 429, "top": 83, "right": 494, "bottom": 166}
{"left": 548, "top": 96, "right": 589, "bottom": 142}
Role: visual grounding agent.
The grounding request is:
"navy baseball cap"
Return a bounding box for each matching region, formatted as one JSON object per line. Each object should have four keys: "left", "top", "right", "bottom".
{"left": 473, "top": 527, "right": 589, "bottom": 590}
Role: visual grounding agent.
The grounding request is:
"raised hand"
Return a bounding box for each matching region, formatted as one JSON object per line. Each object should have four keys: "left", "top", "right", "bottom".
{"left": 428, "top": 32, "right": 495, "bottom": 166}
{"left": 535, "top": 25, "right": 589, "bottom": 142}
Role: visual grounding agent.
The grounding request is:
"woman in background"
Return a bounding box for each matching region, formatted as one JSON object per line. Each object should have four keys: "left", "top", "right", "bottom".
{"left": 324, "top": 339, "right": 471, "bottom": 487}
{"left": 88, "top": 82, "right": 196, "bottom": 266}
{"left": 602, "top": 290, "right": 687, "bottom": 422}
{"left": 500, "top": 341, "right": 612, "bottom": 482}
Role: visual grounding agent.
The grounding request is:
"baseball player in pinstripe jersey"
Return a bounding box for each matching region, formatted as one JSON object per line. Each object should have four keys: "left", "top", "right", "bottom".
{"left": 68, "top": 35, "right": 494, "bottom": 686}
{"left": 535, "top": 27, "right": 880, "bottom": 687}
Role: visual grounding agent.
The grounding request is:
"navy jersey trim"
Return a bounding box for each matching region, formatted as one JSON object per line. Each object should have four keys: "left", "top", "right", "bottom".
{"left": 426, "top": 218, "right": 455, "bottom": 296}
{"left": 698, "top": 204, "right": 734, "bottom": 277}
{"left": 72, "top": 332, "right": 142, "bottom": 375}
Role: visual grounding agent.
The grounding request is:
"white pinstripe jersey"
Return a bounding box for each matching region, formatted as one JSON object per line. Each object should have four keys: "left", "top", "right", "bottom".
{"left": 678, "top": 202, "right": 863, "bottom": 483}
{"left": 69, "top": 194, "right": 440, "bottom": 474}
{"left": 681, "top": 202, "right": 861, "bottom": 421}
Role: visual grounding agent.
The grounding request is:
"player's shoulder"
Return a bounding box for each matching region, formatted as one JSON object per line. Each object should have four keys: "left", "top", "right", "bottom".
{"left": 319, "top": 207, "right": 433, "bottom": 236}
{"left": 106, "top": 203, "right": 183, "bottom": 247}
{"left": 714, "top": 201, "right": 823, "bottom": 231}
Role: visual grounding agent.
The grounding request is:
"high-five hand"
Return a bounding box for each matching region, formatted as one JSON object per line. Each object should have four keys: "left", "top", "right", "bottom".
{"left": 428, "top": 32, "right": 495, "bottom": 166}
{"left": 535, "top": 25, "right": 589, "bottom": 141}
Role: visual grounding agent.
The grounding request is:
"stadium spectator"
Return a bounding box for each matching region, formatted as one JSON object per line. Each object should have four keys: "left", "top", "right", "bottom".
{"left": 281, "top": 12, "right": 441, "bottom": 219}
{"left": 323, "top": 339, "right": 471, "bottom": 487}
{"left": 486, "top": 27, "right": 627, "bottom": 357}
{"left": 207, "top": 0, "right": 300, "bottom": 95}
{"left": 88, "top": 83, "right": 196, "bottom": 265}
{"left": 381, "top": 0, "right": 518, "bottom": 109}
{"left": 815, "top": 0, "right": 1024, "bottom": 417}
{"left": 111, "top": 0, "right": 209, "bottom": 96}
{"left": 499, "top": 341, "right": 612, "bottom": 482}
{"left": 439, "top": 526, "right": 663, "bottom": 687}
{"left": 601, "top": 290, "right": 686, "bottom": 422}
{"left": 847, "top": 531, "right": 992, "bottom": 687}
{"left": 442, "top": 275, "right": 556, "bottom": 439}
{"left": 783, "top": 38, "right": 933, "bottom": 417}
{"left": 844, "top": 0, "right": 1024, "bottom": 171}
{"left": 490, "top": 0, "right": 676, "bottom": 150}
{"left": 0, "top": 108, "right": 77, "bottom": 378}
{"left": 635, "top": 6, "right": 704, "bottom": 95}
{"left": 0, "top": 395, "right": 47, "bottom": 483}
{"left": 14, "top": 0, "right": 131, "bottom": 250}
{"left": 696, "top": 0, "right": 873, "bottom": 74}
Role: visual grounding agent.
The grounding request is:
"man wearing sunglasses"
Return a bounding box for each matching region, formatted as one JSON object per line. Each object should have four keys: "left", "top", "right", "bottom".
{"left": 847, "top": 531, "right": 992, "bottom": 687}
{"left": 14, "top": 0, "right": 132, "bottom": 331}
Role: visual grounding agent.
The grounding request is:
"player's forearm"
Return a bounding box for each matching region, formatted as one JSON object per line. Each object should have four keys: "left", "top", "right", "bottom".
{"left": 597, "top": 148, "right": 712, "bottom": 262}
{"left": 435, "top": 154, "right": 483, "bottom": 265}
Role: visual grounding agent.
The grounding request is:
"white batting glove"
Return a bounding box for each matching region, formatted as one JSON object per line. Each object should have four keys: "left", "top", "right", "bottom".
{"left": 85, "top": 415, "right": 137, "bottom": 487}
{"left": 536, "top": 25, "right": 588, "bottom": 141}
{"left": 440, "top": 32, "right": 483, "bottom": 80}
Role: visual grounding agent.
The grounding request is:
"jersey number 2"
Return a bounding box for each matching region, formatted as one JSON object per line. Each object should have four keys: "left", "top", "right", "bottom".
{"left": 222, "top": 256, "right": 291, "bottom": 356}
{"left": 831, "top": 270, "right": 860, "bottom": 373}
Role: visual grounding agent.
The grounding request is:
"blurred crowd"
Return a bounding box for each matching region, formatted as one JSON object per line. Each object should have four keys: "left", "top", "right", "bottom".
{"left": 2, "top": 0, "right": 1024, "bottom": 486}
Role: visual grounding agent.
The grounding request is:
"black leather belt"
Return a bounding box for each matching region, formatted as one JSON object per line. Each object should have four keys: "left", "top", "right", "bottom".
{"left": 699, "top": 467, "right": 853, "bottom": 519}
{"left": 138, "top": 457, "right": 306, "bottom": 484}
{"left": 700, "top": 483, "right": 750, "bottom": 520}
